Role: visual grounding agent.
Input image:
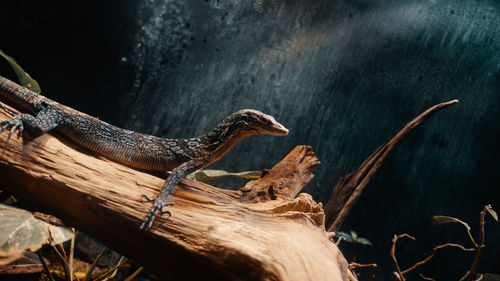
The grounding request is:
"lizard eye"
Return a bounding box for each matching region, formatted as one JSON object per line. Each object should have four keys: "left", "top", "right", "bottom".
{"left": 247, "top": 115, "right": 257, "bottom": 123}
{"left": 260, "top": 117, "right": 271, "bottom": 125}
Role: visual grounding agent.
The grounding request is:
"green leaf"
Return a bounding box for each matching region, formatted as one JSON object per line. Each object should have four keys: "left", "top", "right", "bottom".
{"left": 432, "top": 215, "right": 471, "bottom": 231}
{"left": 482, "top": 273, "right": 500, "bottom": 281}
{"left": 487, "top": 208, "right": 498, "bottom": 222}
{"left": 186, "top": 169, "right": 262, "bottom": 182}
{"left": 350, "top": 230, "right": 358, "bottom": 240}
{"left": 0, "top": 49, "right": 41, "bottom": 94}
{"left": 335, "top": 231, "right": 353, "bottom": 243}
{"left": 356, "top": 237, "right": 373, "bottom": 246}
{"left": 0, "top": 204, "right": 73, "bottom": 265}
{"left": 335, "top": 231, "right": 372, "bottom": 245}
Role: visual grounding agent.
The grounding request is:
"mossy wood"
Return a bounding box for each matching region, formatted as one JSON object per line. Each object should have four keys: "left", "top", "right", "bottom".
{"left": 0, "top": 101, "right": 355, "bottom": 280}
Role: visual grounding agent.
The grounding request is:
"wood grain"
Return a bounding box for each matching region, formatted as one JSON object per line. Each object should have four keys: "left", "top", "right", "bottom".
{"left": 0, "top": 102, "right": 355, "bottom": 281}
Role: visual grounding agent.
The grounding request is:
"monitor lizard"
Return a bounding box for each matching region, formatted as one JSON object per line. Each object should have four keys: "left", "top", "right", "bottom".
{"left": 0, "top": 75, "right": 289, "bottom": 230}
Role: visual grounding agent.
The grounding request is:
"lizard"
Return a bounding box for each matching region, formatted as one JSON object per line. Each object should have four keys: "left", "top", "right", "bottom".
{"left": 0, "top": 75, "right": 289, "bottom": 230}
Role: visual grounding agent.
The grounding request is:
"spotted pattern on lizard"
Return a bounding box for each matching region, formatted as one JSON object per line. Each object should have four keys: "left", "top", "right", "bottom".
{"left": 0, "top": 75, "right": 289, "bottom": 230}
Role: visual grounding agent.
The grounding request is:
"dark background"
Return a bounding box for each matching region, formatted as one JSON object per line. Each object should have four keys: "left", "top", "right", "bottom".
{"left": 0, "top": 0, "right": 499, "bottom": 279}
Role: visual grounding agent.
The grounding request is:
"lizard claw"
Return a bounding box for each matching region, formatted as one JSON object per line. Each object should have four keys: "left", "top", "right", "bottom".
{"left": 0, "top": 103, "right": 15, "bottom": 116}
{"left": 140, "top": 198, "right": 175, "bottom": 231}
{"left": 159, "top": 207, "right": 172, "bottom": 216}
{"left": 141, "top": 194, "right": 154, "bottom": 202}
{"left": 0, "top": 115, "right": 24, "bottom": 139}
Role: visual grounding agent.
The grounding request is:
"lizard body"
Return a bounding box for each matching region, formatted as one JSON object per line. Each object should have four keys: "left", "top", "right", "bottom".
{"left": 0, "top": 75, "right": 288, "bottom": 230}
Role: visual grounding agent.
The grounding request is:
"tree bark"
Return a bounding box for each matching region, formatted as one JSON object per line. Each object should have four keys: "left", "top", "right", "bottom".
{"left": 0, "top": 102, "right": 355, "bottom": 280}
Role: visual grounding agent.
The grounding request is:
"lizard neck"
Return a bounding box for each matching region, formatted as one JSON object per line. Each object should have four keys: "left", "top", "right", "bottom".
{"left": 198, "top": 120, "right": 256, "bottom": 167}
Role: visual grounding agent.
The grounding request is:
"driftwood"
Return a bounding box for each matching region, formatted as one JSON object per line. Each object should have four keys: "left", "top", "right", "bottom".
{"left": 0, "top": 101, "right": 356, "bottom": 280}
{"left": 324, "top": 99, "right": 459, "bottom": 232}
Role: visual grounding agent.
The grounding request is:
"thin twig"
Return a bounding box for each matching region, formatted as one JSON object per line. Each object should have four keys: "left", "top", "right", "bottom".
{"left": 52, "top": 245, "right": 72, "bottom": 281}
{"left": 106, "top": 256, "right": 127, "bottom": 280}
{"left": 94, "top": 262, "right": 129, "bottom": 281}
{"left": 466, "top": 227, "right": 479, "bottom": 249}
{"left": 123, "top": 266, "right": 144, "bottom": 281}
{"left": 418, "top": 273, "right": 435, "bottom": 280}
{"left": 349, "top": 262, "right": 377, "bottom": 281}
{"left": 84, "top": 247, "right": 108, "bottom": 281}
{"left": 38, "top": 249, "right": 56, "bottom": 281}
{"left": 391, "top": 234, "right": 415, "bottom": 281}
{"left": 391, "top": 233, "right": 475, "bottom": 280}
{"left": 352, "top": 243, "right": 358, "bottom": 263}
{"left": 93, "top": 256, "right": 127, "bottom": 281}
{"left": 459, "top": 271, "right": 471, "bottom": 281}
{"left": 58, "top": 243, "right": 68, "bottom": 260}
{"left": 401, "top": 243, "right": 475, "bottom": 275}
{"left": 336, "top": 237, "right": 342, "bottom": 246}
{"left": 69, "top": 228, "right": 76, "bottom": 281}
{"left": 467, "top": 205, "right": 491, "bottom": 281}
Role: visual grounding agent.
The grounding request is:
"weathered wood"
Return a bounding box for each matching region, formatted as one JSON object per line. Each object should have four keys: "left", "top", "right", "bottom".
{"left": 0, "top": 102, "right": 355, "bottom": 281}
{"left": 324, "top": 99, "right": 459, "bottom": 232}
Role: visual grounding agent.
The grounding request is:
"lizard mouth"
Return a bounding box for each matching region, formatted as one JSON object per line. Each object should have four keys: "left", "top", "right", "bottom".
{"left": 265, "top": 122, "right": 289, "bottom": 136}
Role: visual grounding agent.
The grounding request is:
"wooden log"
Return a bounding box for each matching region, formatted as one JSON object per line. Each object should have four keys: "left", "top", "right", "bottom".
{"left": 0, "top": 101, "right": 356, "bottom": 280}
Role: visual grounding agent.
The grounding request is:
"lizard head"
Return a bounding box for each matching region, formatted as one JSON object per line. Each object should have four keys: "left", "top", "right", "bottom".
{"left": 233, "top": 109, "right": 289, "bottom": 136}
{"left": 200, "top": 109, "right": 288, "bottom": 161}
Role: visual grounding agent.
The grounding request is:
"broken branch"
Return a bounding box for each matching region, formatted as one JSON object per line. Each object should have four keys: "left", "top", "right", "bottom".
{"left": 325, "top": 99, "right": 459, "bottom": 232}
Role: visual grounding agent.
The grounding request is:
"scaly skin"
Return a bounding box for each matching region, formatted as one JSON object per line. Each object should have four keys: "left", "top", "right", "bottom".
{"left": 0, "top": 75, "right": 289, "bottom": 230}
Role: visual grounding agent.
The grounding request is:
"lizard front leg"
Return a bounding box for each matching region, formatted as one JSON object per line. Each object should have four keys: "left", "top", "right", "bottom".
{"left": 0, "top": 102, "right": 62, "bottom": 138}
{"left": 140, "top": 159, "right": 202, "bottom": 231}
